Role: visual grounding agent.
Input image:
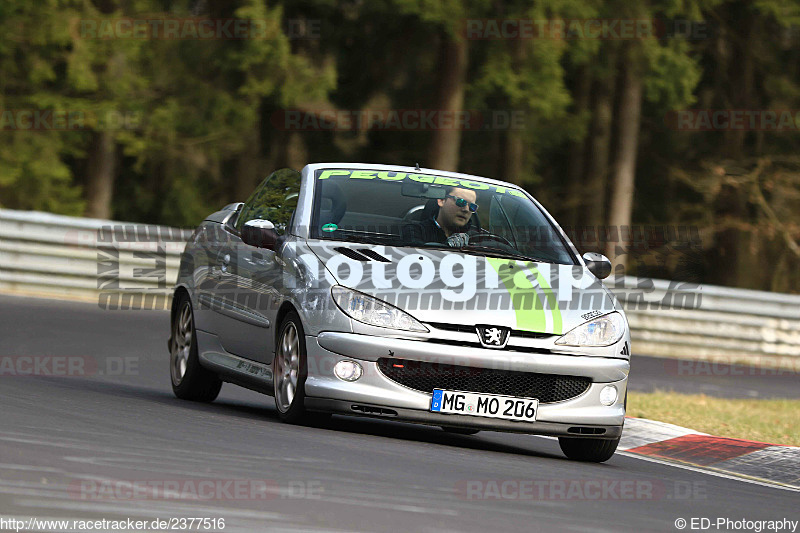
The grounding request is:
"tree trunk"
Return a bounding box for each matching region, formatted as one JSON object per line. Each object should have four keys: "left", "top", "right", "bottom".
{"left": 501, "top": 36, "right": 526, "bottom": 185}
{"left": 284, "top": 131, "right": 308, "bottom": 171}
{"left": 565, "top": 65, "right": 592, "bottom": 227}
{"left": 233, "top": 119, "right": 262, "bottom": 202}
{"left": 428, "top": 35, "right": 468, "bottom": 171}
{"left": 606, "top": 55, "right": 643, "bottom": 271}
{"left": 583, "top": 49, "right": 616, "bottom": 230}
{"left": 723, "top": 9, "right": 755, "bottom": 159}
{"left": 84, "top": 131, "right": 116, "bottom": 220}
{"left": 711, "top": 183, "right": 750, "bottom": 287}
{"left": 718, "top": 7, "right": 757, "bottom": 286}
{"left": 503, "top": 130, "right": 524, "bottom": 185}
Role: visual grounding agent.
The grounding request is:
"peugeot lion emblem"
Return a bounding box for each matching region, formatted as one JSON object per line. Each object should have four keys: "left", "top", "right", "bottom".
{"left": 476, "top": 325, "right": 510, "bottom": 349}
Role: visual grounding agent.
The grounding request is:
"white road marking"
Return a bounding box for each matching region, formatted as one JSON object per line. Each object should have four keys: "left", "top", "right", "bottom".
{"left": 619, "top": 451, "right": 800, "bottom": 493}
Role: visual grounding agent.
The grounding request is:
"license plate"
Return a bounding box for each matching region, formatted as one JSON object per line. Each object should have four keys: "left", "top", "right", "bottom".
{"left": 430, "top": 389, "right": 538, "bottom": 422}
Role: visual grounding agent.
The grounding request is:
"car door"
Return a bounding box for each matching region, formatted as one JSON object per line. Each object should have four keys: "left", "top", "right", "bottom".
{"left": 212, "top": 169, "right": 302, "bottom": 364}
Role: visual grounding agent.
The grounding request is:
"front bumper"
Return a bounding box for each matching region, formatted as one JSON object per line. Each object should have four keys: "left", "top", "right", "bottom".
{"left": 305, "top": 398, "right": 622, "bottom": 438}
{"left": 304, "top": 332, "right": 628, "bottom": 438}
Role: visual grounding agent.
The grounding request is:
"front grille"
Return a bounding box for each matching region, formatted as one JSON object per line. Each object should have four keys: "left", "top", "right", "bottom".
{"left": 427, "top": 322, "right": 475, "bottom": 333}
{"left": 514, "top": 330, "right": 556, "bottom": 340}
{"left": 427, "top": 322, "right": 554, "bottom": 340}
{"left": 423, "top": 338, "right": 553, "bottom": 355}
{"left": 377, "top": 358, "right": 591, "bottom": 403}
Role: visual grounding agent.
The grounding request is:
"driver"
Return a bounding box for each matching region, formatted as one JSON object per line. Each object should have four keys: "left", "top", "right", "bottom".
{"left": 407, "top": 186, "right": 479, "bottom": 247}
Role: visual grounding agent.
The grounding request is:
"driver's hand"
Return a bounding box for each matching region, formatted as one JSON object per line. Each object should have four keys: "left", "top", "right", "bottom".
{"left": 447, "top": 232, "right": 470, "bottom": 248}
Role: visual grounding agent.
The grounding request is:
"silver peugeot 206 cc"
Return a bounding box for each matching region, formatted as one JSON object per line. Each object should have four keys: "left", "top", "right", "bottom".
{"left": 169, "top": 163, "right": 630, "bottom": 462}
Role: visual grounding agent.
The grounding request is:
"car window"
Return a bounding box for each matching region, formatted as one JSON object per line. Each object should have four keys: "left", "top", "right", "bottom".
{"left": 487, "top": 196, "right": 516, "bottom": 246}
{"left": 310, "top": 169, "right": 576, "bottom": 265}
{"left": 237, "top": 169, "right": 301, "bottom": 235}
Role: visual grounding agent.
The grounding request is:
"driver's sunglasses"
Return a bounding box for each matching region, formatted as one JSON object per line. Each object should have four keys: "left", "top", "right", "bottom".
{"left": 446, "top": 195, "right": 479, "bottom": 213}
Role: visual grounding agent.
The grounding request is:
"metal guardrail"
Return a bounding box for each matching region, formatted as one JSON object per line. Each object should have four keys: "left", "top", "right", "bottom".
{"left": 0, "top": 209, "right": 190, "bottom": 305}
{"left": 2, "top": 208, "right": 799, "bottom": 362}
{"left": 611, "top": 279, "right": 800, "bottom": 360}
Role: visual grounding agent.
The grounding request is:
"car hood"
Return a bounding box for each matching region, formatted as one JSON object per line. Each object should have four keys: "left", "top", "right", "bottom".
{"left": 305, "top": 241, "right": 617, "bottom": 336}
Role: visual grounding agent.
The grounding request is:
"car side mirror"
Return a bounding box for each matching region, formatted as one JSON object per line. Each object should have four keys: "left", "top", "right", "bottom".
{"left": 242, "top": 219, "right": 278, "bottom": 250}
{"left": 582, "top": 252, "right": 612, "bottom": 279}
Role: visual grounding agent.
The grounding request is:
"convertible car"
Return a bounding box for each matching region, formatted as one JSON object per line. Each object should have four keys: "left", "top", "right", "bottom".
{"left": 169, "top": 163, "right": 630, "bottom": 462}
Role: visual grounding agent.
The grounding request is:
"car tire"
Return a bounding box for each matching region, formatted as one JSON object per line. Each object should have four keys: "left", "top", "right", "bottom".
{"left": 441, "top": 426, "right": 480, "bottom": 435}
{"left": 170, "top": 294, "right": 222, "bottom": 402}
{"left": 274, "top": 310, "right": 320, "bottom": 424}
{"left": 558, "top": 436, "right": 620, "bottom": 463}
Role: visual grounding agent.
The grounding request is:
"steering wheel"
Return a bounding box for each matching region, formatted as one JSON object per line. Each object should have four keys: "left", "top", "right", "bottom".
{"left": 402, "top": 205, "right": 425, "bottom": 221}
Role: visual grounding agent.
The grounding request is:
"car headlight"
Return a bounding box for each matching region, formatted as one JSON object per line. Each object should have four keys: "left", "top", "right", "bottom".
{"left": 331, "top": 286, "right": 428, "bottom": 332}
{"left": 555, "top": 312, "right": 626, "bottom": 347}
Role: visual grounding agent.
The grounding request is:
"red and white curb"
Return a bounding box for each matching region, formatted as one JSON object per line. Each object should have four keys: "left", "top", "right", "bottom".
{"left": 620, "top": 417, "right": 800, "bottom": 490}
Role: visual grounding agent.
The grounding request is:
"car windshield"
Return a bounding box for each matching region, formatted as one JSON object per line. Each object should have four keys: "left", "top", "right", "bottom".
{"left": 310, "top": 169, "right": 576, "bottom": 265}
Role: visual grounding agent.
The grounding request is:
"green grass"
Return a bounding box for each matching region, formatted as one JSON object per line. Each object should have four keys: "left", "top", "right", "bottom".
{"left": 627, "top": 391, "right": 800, "bottom": 446}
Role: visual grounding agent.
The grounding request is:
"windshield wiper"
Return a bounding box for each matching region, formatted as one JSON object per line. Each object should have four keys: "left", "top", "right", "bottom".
{"left": 323, "top": 230, "right": 396, "bottom": 246}
{"left": 413, "top": 242, "right": 551, "bottom": 263}
{"left": 459, "top": 244, "right": 552, "bottom": 264}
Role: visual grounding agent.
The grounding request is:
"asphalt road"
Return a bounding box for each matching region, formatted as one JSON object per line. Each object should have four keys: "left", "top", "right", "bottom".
{"left": 0, "top": 294, "right": 797, "bottom": 532}
{"left": 628, "top": 353, "right": 800, "bottom": 399}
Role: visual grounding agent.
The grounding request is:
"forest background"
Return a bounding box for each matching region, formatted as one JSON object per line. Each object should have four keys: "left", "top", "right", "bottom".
{"left": 2, "top": 0, "right": 800, "bottom": 292}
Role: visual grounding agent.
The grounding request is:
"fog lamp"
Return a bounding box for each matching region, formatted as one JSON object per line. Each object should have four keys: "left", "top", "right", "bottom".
{"left": 599, "top": 385, "right": 618, "bottom": 406}
{"left": 334, "top": 360, "right": 363, "bottom": 382}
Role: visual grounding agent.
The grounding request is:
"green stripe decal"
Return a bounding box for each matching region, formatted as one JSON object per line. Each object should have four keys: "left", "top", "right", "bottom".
{"left": 527, "top": 264, "right": 563, "bottom": 334}
{"left": 486, "top": 258, "right": 562, "bottom": 335}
